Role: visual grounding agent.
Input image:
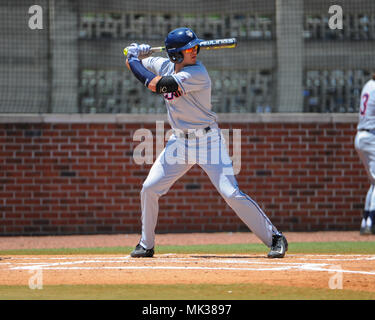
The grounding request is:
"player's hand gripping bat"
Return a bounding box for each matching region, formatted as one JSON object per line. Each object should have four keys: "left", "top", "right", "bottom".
{"left": 123, "top": 38, "right": 237, "bottom": 58}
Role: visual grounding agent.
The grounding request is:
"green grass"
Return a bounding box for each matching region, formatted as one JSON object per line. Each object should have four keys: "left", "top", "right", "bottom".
{"left": 0, "top": 283, "right": 374, "bottom": 300}
{"left": 1, "top": 241, "right": 375, "bottom": 256}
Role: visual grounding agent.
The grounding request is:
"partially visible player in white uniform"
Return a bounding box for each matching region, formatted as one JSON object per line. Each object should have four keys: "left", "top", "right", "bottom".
{"left": 125, "top": 27, "right": 288, "bottom": 257}
{"left": 355, "top": 74, "right": 375, "bottom": 235}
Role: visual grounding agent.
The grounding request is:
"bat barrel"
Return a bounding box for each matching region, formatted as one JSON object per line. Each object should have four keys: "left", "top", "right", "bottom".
{"left": 200, "top": 38, "right": 237, "bottom": 49}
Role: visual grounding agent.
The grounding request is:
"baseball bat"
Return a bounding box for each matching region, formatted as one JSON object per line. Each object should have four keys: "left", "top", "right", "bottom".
{"left": 123, "top": 38, "right": 237, "bottom": 57}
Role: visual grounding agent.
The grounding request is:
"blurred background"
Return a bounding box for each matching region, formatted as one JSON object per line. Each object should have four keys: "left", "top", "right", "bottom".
{"left": 1, "top": 0, "right": 375, "bottom": 114}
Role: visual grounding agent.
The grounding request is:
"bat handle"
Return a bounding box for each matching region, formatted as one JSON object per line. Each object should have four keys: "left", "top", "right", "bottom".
{"left": 123, "top": 46, "right": 165, "bottom": 57}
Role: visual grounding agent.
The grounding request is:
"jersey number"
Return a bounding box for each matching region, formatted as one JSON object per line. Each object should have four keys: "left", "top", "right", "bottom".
{"left": 361, "top": 93, "right": 370, "bottom": 116}
{"left": 164, "top": 89, "right": 183, "bottom": 101}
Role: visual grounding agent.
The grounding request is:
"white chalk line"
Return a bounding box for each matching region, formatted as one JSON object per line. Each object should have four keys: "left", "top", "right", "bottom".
{"left": 3, "top": 253, "right": 374, "bottom": 260}
{"left": 3, "top": 254, "right": 375, "bottom": 276}
{"left": 7, "top": 265, "right": 375, "bottom": 276}
{"left": 8, "top": 259, "right": 328, "bottom": 269}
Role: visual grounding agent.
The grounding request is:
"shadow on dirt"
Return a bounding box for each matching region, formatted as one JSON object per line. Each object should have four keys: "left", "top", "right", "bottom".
{"left": 190, "top": 255, "right": 265, "bottom": 259}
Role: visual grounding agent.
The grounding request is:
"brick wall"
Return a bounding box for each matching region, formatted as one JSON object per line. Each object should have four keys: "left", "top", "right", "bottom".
{"left": 0, "top": 114, "right": 366, "bottom": 235}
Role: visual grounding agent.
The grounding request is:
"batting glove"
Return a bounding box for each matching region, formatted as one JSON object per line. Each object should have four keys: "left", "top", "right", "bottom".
{"left": 126, "top": 43, "right": 140, "bottom": 59}
{"left": 139, "top": 44, "right": 151, "bottom": 57}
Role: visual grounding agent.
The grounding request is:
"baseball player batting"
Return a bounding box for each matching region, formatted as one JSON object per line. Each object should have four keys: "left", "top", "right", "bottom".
{"left": 355, "top": 73, "right": 375, "bottom": 235}
{"left": 125, "top": 27, "right": 288, "bottom": 258}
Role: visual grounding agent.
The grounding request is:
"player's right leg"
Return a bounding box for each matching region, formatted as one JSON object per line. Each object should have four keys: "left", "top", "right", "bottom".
{"left": 360, "top": 185, "right": 373, "bottom": 235}
{"left": 355, "top": 131, "right": 375, "bottom": 234}
{"left": 368, "top": 184, "right": 375, "bottom": 234}
{"left": 131, "top": 136, "right": 194, "bottom": 257}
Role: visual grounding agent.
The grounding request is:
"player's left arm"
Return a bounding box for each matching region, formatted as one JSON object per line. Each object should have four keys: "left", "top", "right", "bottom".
{"left": 125, "top": 43, "right": 180, "bottom": 94}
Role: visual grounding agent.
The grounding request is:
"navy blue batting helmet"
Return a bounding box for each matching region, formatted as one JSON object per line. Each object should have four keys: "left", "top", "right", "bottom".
{"left": 165, "top": 27, "right": 204, "bottom": 63}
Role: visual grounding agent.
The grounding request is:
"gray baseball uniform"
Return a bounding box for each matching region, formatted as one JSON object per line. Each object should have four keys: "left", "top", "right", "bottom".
{"left": 355, "top": 78, "right": 375, "bottom": 231}
{"left": 137, "top": 56, "right": 281, "bottom": 249}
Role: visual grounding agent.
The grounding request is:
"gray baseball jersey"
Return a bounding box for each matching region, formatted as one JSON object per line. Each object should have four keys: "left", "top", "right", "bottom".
{"left": 142, "top": 57, "right": 218, "bottom": 131}
{"left": 357, "top": 79, "right": 375, "bottom": 130}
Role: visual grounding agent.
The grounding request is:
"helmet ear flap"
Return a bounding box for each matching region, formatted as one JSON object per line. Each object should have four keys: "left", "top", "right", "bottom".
{"left": 175, "top": 52, "right": 184, "bottom": 63}
{"left": 168, "top": 52, "right": 184, "bottom": 64}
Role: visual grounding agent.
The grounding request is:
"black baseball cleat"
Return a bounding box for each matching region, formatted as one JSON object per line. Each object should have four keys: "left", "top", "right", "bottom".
{"left": 267, "top": 233, "right": 288, "bottom": 259}
{"left": 130, "top": 244, "right": 154, "bottom": 258}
